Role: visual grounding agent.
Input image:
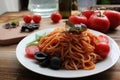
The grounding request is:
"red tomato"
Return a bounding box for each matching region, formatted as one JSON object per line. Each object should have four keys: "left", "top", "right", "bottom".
{"left": 82, "top": 10, "right": 100, "bottom": 19}
{"left": 33, "top": 15, "right": 41, "bottom": 23}
{"left": 95, "top": 42, "right": 110, "bottom": 58}
{"left": 25, "top": 46, "right": 39, "bottom": 58}
{"left": 51, "top": 12, "right": 62, "bottom": 23}
{"left": 103, "top": 10, "right": 120, "bottom": 29}
{"left": 98, "top": 35, "right": 109, "bottom": 44}
{"left": 68, "top": 15, "right": 88, "bottom": 25}
{"left": 88, "top": 14, "right": 110, "bottom": 33}
{"left": 23, "top": 15, "right": 32, "bottom": 23}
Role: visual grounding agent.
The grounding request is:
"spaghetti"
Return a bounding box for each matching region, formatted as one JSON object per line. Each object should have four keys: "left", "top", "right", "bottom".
{"left": 38, "top": 27, "right": 103, "bottom": 70}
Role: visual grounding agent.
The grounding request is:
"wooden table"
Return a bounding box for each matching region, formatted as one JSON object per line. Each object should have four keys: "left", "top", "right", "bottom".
{"left": 0, "top": 11, "right": 120, "bottom": 80}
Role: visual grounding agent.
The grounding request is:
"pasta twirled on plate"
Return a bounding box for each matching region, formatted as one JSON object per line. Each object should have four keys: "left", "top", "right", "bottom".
{"left": 38, "top": 27, "right": 103, "bottom": 70}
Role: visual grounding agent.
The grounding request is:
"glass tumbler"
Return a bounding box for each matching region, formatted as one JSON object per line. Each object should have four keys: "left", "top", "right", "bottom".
{"left": 77, "top": 0, "right": 96, "bottom": 12}
{"left": 28, "top": 0, "right": 58, "bottom": 18}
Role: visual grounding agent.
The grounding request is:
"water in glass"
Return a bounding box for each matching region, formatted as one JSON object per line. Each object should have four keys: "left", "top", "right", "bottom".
{"left": 28, "top": 0, "right": 58, "bottom": 18}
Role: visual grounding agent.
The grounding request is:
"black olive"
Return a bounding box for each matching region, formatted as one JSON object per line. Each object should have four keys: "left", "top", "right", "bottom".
{"left": 49, "top": 56, "right": 62, "bottom": 70}
{"left": 21, "top": 25, "right": 27, "bottom": 32}
{"left": 33, "top": 24, "right": 39, "bottom": 27}
{"left": 34, "top": 52, "right": 48, "bottom": 62}
{"left": 39, "top": 59, "right": 49, "bottom": 67}
{"left": 20, "top": 23, "right": 40, "bottom": 32}
{"left": 4, "top": 23, "right": 12, "bottom": 29}
{"left": 34, "top": 52, "right": 49, "bottom": 67}
{"left": 33, "top": 24, "right": 39, "bottom": 29}
{"left": 27, "top": 26, "right": 34, "bottom": 32}
{"left": 29, "top": 23, "right": 39, "bottom": 30}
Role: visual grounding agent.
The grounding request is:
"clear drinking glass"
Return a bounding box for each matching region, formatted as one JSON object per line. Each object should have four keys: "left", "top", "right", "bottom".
{"left": 77, "top": 0, "right": 96, "bottom": 12}
{"left": 28, "top": 0, "right": 58, "bottom": 18}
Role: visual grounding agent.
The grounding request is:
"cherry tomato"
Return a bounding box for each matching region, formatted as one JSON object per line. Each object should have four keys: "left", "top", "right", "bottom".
{"left": 68, "top": 15, "right": 88, "bottom": 25}
{"left": 51, "top": 12, "right": 62, "bottom": 23}
{"left": 82, "top": 10, "right": 100, "bottom": 19}
{"left": 103, "top": 10, "right": 120, "bottom": 29}
{"left": 95, "top": 42, "right": 110, "bottom": 58}
{"left": 23, "top": 15, "right": 32, "bottom": 23}
{"left": 88, "top": 14, "right": 110, "bottom": 33}
{"left": 98, "top": 35, "right": 109, "bottom": 44}
{"left": 25, "top": 45, "right": 39, "bottom": 58}
{"left": 33, "top": 15, "right": 41, "bottom": 23}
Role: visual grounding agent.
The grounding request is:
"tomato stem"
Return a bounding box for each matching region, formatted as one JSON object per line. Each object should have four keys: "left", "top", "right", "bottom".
{"left": 97, "top": 11, "right": 104, "bottom": 17}
{"left": 77, "top": 12, "right": 82, "bottom": 16}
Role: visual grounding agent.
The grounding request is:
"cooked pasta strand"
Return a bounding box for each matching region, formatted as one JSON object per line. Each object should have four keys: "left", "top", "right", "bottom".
{"left": 38, "top": 27, "right": 103, "bottom": 70}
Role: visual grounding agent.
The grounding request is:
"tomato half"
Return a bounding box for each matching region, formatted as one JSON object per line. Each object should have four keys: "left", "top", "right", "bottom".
{"left": 98, "top": 35, "right": 109, "bottom": 44}
{"left": 95, "top": 42, "right": 110, "bottom": 58}
{"left": 25, "top": 45, "right": 39, "bottom": 58}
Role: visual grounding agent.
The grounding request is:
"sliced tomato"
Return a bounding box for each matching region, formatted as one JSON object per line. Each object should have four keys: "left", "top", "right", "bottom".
{"left": 98, "top": 35, "right": 109, "bottom": 44}
{"left": 95, "top": 42, "right": 110, "bottom": 58}
{"left": 25, "top": 45, "right": 39, "bottom": 58}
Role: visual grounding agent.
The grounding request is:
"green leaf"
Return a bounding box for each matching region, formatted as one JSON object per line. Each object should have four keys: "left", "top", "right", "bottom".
{"left": 35, "top": 34, "right": 45, "bottom": 42}
{"left": 11, "top": 20, "right": 19, "bottom": 26}
{"left": 66, "top": 21, "right": 75, "bottom": 28}
{"left": 27, "top": 41, "right": 38, "bottom": 46}
{"left": 27, "top": 33, "right": 46, "bottom": 46}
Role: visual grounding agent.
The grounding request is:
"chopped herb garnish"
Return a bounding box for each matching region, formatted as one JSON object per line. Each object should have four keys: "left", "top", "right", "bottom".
{"left": 65, "top": 21, "right": 87, "bottom": 33}
{"left": 27, "top": 34, "right": 45, "bottom": 46}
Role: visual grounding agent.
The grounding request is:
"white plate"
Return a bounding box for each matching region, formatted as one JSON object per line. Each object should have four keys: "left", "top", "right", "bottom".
{"left": 16, "top": 28, "right": 120, "bottom": 78}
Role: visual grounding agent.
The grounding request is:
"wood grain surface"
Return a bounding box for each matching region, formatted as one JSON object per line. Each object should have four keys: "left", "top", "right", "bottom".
{"left": 0, "top": 11, "right": 65, "bottom": 45}
{"left": 0, "top": 11, "right": 120, "bottom": 80}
